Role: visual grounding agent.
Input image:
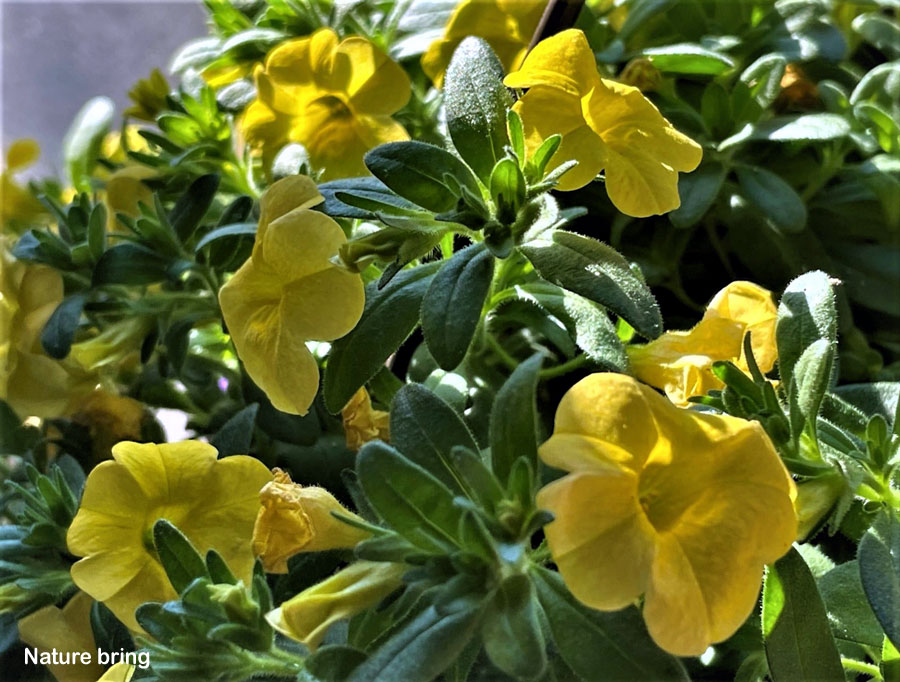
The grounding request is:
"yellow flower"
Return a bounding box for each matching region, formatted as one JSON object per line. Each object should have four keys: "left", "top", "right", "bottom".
{"left": 0, "top": 243, "right": 96, "bottom": 418}
{"left": 628, "top": 281, "right": 778, "bottom": 406}
{"left": 69, "top": 317, "right": 154, "bottom": 374}
{"left": 203, "top": 61, "right": 256, "bottom": 88}
{"left": 504, "top": 29, "right": 702, "bottom": 216}
{"left": 795, "top": 474, "right": 843, "bottom": 540}
{"left": 124, "top": 68, "right": 169, "bottom": 122}
{"left": 240, "top": 28, "right": 410, "bottom": 180}
{"left": 70, "top": 390, "right": 147, "bottom": 463}
{"left": 96, "top": 664, "right": 135, "bottom": 682}
{"left": 252, "top": 469, "right": 369, "bottom": 573}
{"left": 67, "top": 440, "right": 273, "bottom": 631}
{"left": 219, "top": 175, "right": 364, "bottom": 416}
{"left": 267, "top": 561, "right": 406, "bottom": 650}
{"left": 342, "top": 387, "right": 390, "bottom": 451}
{"left": 101, "top": 126, "right": 151, "bottom": 166}
{"left": 536, "top": 373, "right": 797, "bottom": 656}
{"left": 103, "top": 166, "right": 155, "bottom": 232}
{"left": 1, "top": 139, "right": 47, "bottom": 230}
{"left": 421, "top": 0, "right": 547, "bottom": 87}
{"left": 17, "top": 591, "right": 106, "bottom": 682}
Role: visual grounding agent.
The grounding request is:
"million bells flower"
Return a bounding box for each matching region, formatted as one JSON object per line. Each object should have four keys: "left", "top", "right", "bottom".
{"left": 421, "top": 0, "right": 547, "bottom": 87}
{"left": 504, "top": 29, "right": 702, "bottom": 217}
{"left": 628, "top": 281, "right": 778, "bottom": 406}
{"left": 240, "top": 28, "right": 411, "bottom": 180}
{"left": 536, "top": 373, "right": 797, "bottom": 656}
{"left": 219, "top": 175, "right": 365, "bottom": 415}
{"left": 252, "top": 469, "right": 370, "bottom": 573}
{"left": 66, "top": 440, "right": 272, "bottom": 631}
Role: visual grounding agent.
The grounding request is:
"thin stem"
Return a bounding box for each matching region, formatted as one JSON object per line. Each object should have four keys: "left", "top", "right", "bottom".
{"left": 485, "top": 333, "right": 518, "bottom": 371}
{"left": 840, "top": 657, "right": 881, "bottom": 679}
{"left": 540, "top": 354, "right": 588, "bottom": 379}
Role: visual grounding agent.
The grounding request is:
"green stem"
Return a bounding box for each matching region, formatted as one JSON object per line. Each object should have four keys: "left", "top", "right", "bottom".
{"left": 485, "top": 333, "right": 518, "bottom": 371}
{"left": 540, "top": 354, "right": 588, "bottom": 379}
{"left": 840, "top": 657, "right": 882, "bottom": 679}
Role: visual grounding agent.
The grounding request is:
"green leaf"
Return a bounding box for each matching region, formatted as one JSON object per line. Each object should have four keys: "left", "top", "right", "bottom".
{"left": 490, "top": 354, "right": 543, "bottom": 486}
{"left": 533, "top": 566, "right": 687, "bottom": 680}
{"left": 63, "top": 96, "right": 115, "bottom": 191}
{"left": 87, "top": 203, "right": 107, "bottom": 262}
{"left": 152, "top": 519, "right": 209, "bottom": 595}
{"left": 762, "top": 547, "right": 845, "bottom": 681}
{"left": 356, "top": 441, "right": 464, "bottom": 553}
{"left": 852, "top": 13, "right": 900, "bottom": 59}
{"left": 817, "top": 560, "right": 883, "bottom": 647}
{"left": 324, "top": 261, "right": 440, "bottom": 413}
{"left": 834, "top": 382, "right": 900, "bottom": 430}
{"left": 776, "top": 271, "right": 837, "bottom": 391}
{"left": 444, "top": 37, "right": 513, "bottom": 182}
{"left": 319, "top": 177, "right": 421, "bottom": 220}
{"left": 642, "top": 43, "right": 734, "bottom": 74}
{"left": 421, "top": 244, "right": 494, "bottom": 370}
{"left": 210, "top": 404, "right": 258, "bottom": 457}
{"left": 390, "top": 383, "right": 480, "bottom": 495}
{"left": 41, "top": 294, "right": 86, "bottom": 360}
{"left": 90, "top": 601, "right": 134, "bottom": 654}
{"left": 92, "top": 243, "right": 171, "bottom": 285}
{"left": 740, "top": 54, "right": 787, "bottom": 109}
{"left": 482, "top": 575, "right": 546, "bottom": 680}
{"left": 720, "top": 114, "right": 851, "bottom": 149}
{"left": 169, "top": 174, "right": 220, "bottom": 242}
{"left": 365, "top": 141, "right": 481, "bottom": 213}
{"left": 520, "top": 230, "right": 662, "bottom": 339}
{"left": 194, "top": 222, "right": 256, "bottom": 252}
{"left": 736, "top": 165, "right": 806, "bottom": 233}
{"left": 205, "top": 550, "right": 237, "bottom": 585}
{"left": 792, "top": 339, "right": 835, "bottom": 425}
{"left": 346, "top": 602, "right": 482, "bottom": 682}
{"left": 858, "top": 510, "right": 900, "bottom": 650}
{"left": 306, "top": 645, "right": 369, "bottom": 682}
{"left": 669, "top": 162, "right": 726, "bottom": 228}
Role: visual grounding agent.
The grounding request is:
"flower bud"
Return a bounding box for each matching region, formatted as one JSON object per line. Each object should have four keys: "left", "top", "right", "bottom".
{"left": 795, "top": 474, "right": 844, "bottom": 540}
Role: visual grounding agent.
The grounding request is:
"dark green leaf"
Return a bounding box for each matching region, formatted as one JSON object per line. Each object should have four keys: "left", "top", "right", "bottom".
{"left": 858, "top": 510, "right": 900, "bottom": 650}
{"left": 490, "top": 354, "right": 543, "bottom": 486}
{"left": 533, "top": 566, "right": 687, "bottom": 680}
{"left": 357, "top": 441, "right": 464, "bottom": 552}
{"left": 669, "top": 162, "right": 726, "bottom": 228}
{"left": 319, "top": 176, "right": 421, "bottom": 220}
{"left": 169, "top": 174, "right": 220, "bottom": 242}
{"left": 762, "top": 547, "right": 845, "bottom": 681}
{"left": 444, "top": 37, "right": 513, "bottom": 182}
{"left": 421, "top": 244, "right": 494, "bottom": 370}
{"left": 520, "top": 230, "right": 662, "bottom": 339}
{"left": 92, "top": 243, "right": 170, "bottom": 285}
{"left": 390, "top": 383, "right": 480, "bottom": 495}
{"left": 306, "top": 645, "right": 368, "bottom": 681}
{"left": 736, "top": 165, "right": 806, "bottom": 233}
{"left": 194, "top": 222, "right": 256, "bottom": 252}
{"left": 152, "top": 519, "right": 209, "bottom": 595}
{"left": 482, "top": 575, "right": 546, "bottom": 679}
{"left": 324, "top": 261, "right": 440, "bottom": 413}
{"left": 365, "top": 141, "right": 480, "bottom": 213}
{"left": 793, "top": 339, "right": 834, "bottom": 425}
{"left": 210, "top": 403, "right": 258, "bottom": 457}
{"left": 817, "top": 560, "right": 883, "bottom": 647}
{"left": 41, "top": 294, "right": 86, "bottom": 359}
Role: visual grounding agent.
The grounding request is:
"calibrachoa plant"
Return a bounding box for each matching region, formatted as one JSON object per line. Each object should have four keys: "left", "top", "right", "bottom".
{"left": 1, "top": 1, "right": 898, "bottom": 681}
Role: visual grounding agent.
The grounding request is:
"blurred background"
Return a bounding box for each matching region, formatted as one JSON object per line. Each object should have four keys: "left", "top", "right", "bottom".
{"left": 1, "top": 0, "right": 207, "bottom": 177}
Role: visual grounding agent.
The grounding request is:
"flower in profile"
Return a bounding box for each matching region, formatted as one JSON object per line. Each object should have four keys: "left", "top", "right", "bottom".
{"left": 0, "top": 244, "right": 96, "bottom": 418}
{"left": 1, "top": 139, "right": 47, "bottom": 230}
{"left": 421, "top": 0, "right": 547, "bottom": 87}
{"left": 240, "top": 28, "right": 410, "bottom": 180}
{"left": 268, "top": 561, "right": 406, "bottom": 650}
{"left": 17, "top": 591, "right": 106, "bottom": 682}
{"left": 628, "top": 281, "right": 778, "bottom": 406}
{"left": 504, "top": 29, "right": 702, "bottom": 217}
{"left": 342, "top": 387, "right": 390, "bottom": 451}
{"left": 252, "top": 469, "right": 369, "bottom": 573}
{"left": 219, "top": 175, "right": 365, "bottom": 416}
{"left": 536, "top": 373, "right": 796, "bottom": 656}
{"left": 67, "top": 440, "right": 272, "bottom": 631}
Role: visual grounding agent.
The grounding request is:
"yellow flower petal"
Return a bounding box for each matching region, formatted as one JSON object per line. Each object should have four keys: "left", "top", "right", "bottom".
{"left": 704, "top": 280, "right": 778, "bottom": 373}
{"left": 339, "top": 37, "right": 411, "bottom": 116}
{"left": 268, "top": 561, "right": 406, "bottom": 650}
{"left": 341, "top": 387, "right": 390, "bottom": 451}
{"left": 536, "top": 373, "right": 797, "bottom": 656}
{"left": 17, "top": 592, "right": 106, "bottom": 682}
{"left": 504, "top": 28, "right": 598, "bottom": 97}
{"left": 96, "top": 663, "right": 135, "bottom": 682}
{"left": 6, "top": 138, "right": 40, "bottom": 170}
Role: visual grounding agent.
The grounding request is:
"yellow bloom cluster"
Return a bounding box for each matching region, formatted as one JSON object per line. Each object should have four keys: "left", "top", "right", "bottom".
{"left": 67, "top": 440, "right": 272, "bottom": 630}
{"left": 629, "top": 281, "right": 778, "bottom": 405}
{"left": 241, "top": 28, "right": 411, "bottom": 179}
{"left": 537, "top": 373, "right": 797, "bottom": 655}
{"left": 505, "top": 30, "right": 703, "bottom": 216}
{"left": 219, "top": 175, "right": 364, "bottom": 416}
